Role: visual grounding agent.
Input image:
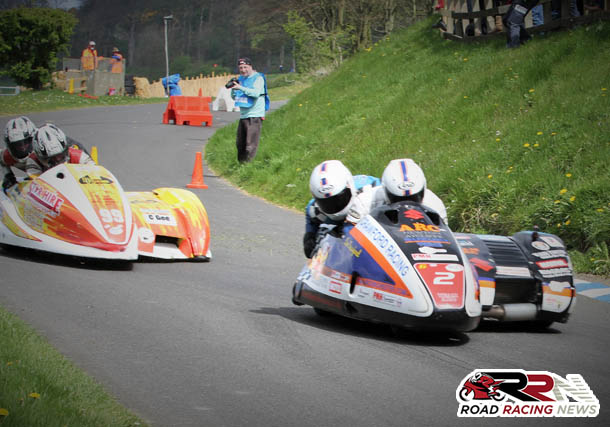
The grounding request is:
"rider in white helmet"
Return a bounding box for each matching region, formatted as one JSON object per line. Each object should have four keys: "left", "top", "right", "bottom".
{"left": 26, "top": 124, "right": 94, "bottom": 176}
{"left": 1, "top": 116, "right": 37, "bottom": 190}
{"left": 304, "top": 160, "right": 380, "bottom": 257}
{"left": 346, "top": 158, "right": 448, "bottom": 225}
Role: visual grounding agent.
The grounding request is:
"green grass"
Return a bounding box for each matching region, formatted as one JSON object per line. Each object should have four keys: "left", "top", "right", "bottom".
{"left": 0, "top": 307, "right": 148, "bottom": 427}
{"left": 206, "top": 18, "right": 610, "bottom": 276}
{"left": 0, "top": 89, "right": 166, "bottom": 115}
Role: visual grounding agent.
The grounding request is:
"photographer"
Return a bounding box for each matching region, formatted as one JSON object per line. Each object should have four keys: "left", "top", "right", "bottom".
{"left": 229, "top": 58, "right": 269, "bottom": 163}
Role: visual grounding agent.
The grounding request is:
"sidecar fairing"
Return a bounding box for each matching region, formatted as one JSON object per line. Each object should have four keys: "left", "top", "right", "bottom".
{"left": 293, "top": 203, "right": 482, "bottom": 332}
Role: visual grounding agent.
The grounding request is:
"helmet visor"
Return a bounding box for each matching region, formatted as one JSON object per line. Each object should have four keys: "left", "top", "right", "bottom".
{"left": 386, "top": 189, "right": 424, "bottom": 204}
{"left": 316, "top": 187, "right": 352, "bottom": 215}
{"left": 43, "top": 151, "right": 69, "bottom": 169}
{"left": 8, "top": 137, "right": 33, "bottom": 160}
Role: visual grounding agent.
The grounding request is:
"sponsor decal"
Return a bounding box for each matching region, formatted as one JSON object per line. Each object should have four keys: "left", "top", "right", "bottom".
{"left": 343, "top": 237, "right": 362, "bottom": 257}
{"left": 27, "top": 181, "right": 64, "bottom": 217}
{"left": 79, "top": 175, "right": 114, "bottom": 185}
{"left": 539, "top": 267, "right": 572, "bottom": 278}
{"left": 372, "top": 291, "right": 402, "bottom": 307}
{"left": 419, "top": 246, "right": 447, "bottom": 254}
{"left": 415, "top": 263, "right": 464, "bottom": 308}
{"left": 458, "top": 240, "right": 475, "bottom": 247}
{"left": 138, "top": 227, "right": 155, "bottom": 244}
{"left": 141, "top": 209, "right": 177, "bottom": 226}
{"left": 397, "top": 181, "right": 415, "bottom": 191}
{"left": 399, "top": 223, "right": 440, "bottom": 232}
{"left": 329, "top": 280, "right": 342, "bottom": 294}
{"left": 319, "top": 184, "right": 334, "bottom": 193}
{"left": 456, "top": 369, "right": 599, "bottom": 418}
{"left": 532, "top": 241, "right": 550, "bottom": 251}
{"left": 539, "top": 235, "right": 564, "bottom": 248}
{"left": 403, "top": 209, "right": 424, "bottom": 220}
{"left": 532, "top": 249, "right": 568, "bottom": 259}
{"left": 536, "top": 258, "right": 569, "bottom": 269}
{"left": 405, "top": 238, "right": 450, "bottom": 247}
{"left": 462, "top": 247, "right": 480, "bottom": 255}
{"left": 357, "top": 216, "right": 410, "bottom": 277}
{"left": 412, "top": 253, "right": 459, "bottom": 262}
{"left": 496, "top": 266, "right": 532, "bottom": 278}
{"left": 469, "top": 258, "right": 494, "bottom": 272}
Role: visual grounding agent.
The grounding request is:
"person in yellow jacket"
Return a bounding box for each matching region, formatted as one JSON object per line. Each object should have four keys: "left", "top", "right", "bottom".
{"left": 81, "top": 41, "right": 98, "bottom": 72}
{"left": 110, "top": 47, "right": 123, "bottom": 73}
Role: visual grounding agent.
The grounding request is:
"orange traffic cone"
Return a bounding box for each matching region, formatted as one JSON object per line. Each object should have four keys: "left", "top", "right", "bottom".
{"left": 198, "top": 88, "right": 203, "bottom": 97}
{"left": 187, "top": 152, "right": 208, "bottom": 189}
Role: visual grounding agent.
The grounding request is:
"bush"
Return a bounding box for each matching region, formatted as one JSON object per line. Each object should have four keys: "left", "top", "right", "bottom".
{"left": 0, "top": 8, "right": 77, "bottom": 90}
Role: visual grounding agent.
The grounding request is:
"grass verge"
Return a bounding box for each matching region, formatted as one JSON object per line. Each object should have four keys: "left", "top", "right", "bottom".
{"left": 206, "top": 17, "right": 610, "bottom": 276}
{"left": 0, "top": 89, "right": 166, "bottom": 116}
{"left": 0, "top": 306, "right": 147, "bottom": 427}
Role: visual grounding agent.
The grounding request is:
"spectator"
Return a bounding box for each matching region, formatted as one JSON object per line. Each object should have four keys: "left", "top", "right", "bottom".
{"left": 81, "top": 41, "right": 98, "bottom": 74}
{"left": 230, "top": 58, "right": 269, "bottom": 163}
{"left": 110, "top": 47, "right": 123, "bottom": 73}
{"left": 503, "top": 0, "right": 540, "bottom": 48}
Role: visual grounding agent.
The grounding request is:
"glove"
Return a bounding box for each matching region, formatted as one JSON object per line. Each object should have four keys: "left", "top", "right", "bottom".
{"left": 346, "top": 196, "right": 368, "bottom": 224}
{"left": 303, "top": 232, "right": 316, "bottom": 258}
{"left": 2, "top": 172, "right": 17, "bottom": 191}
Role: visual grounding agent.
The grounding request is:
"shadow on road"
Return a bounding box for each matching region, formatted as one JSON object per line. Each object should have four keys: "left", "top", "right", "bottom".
{"left": 251, "top": 306, "right": 470, "bottom": 347}
{"left": 473, "top": 320, "right": 563, "bottom": 334}
{"left": 0, "top": 244, "right": 134, "bottom": 271}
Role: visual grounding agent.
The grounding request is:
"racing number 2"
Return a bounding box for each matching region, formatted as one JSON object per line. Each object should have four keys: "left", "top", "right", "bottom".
{"left": 433, "top": 271, "right": 455, "bottom": 285}
{"left": 99, "top": 208, "right": 124, "bottom": 223}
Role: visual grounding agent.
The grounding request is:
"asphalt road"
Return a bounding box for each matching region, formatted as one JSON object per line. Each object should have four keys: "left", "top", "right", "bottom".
{"left": 0, "top": 105, "right": 608, "bottom": 427}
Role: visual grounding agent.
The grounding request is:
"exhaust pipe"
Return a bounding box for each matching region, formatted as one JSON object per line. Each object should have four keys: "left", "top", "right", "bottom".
{"left": 484, "top": 303, "right": 538, "bottom": 321}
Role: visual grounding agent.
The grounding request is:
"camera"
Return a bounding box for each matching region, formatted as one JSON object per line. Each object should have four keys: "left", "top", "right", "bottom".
{"left": 225, "top": 77, "right": 239, "bottom": 89}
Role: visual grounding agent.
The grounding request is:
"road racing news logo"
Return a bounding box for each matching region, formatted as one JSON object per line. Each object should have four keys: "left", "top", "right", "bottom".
{"left": 456, "top": 370, "right": 599, "bottom": 417}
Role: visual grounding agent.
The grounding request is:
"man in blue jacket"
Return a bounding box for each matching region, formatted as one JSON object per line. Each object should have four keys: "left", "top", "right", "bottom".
{"left": 230, "top": 57, "right": 269, "bottom": 163}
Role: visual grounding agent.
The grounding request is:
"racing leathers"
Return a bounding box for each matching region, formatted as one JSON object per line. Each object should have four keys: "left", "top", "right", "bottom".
{"left": 0, "top": 148, "right": 26, "bottom": 191}
{"left": 346, "top": 186, "right": 449, "bottom": 226}
{"left": 26, "top": 147, "right": 94, "bottom": 176}
{"left": 304, "top": 174, "right": 381, "bottom": 258}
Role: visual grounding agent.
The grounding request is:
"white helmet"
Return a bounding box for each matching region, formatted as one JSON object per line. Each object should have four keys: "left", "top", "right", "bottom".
{"left": 33, "top": 124, "right": 69, "bottom": 169}
{"left": 309, "top": 160, "right": 356, "bottom": 221}
{"left": 382, "top": 158, "right": 427, "bottom": 204}
{"left": 4, "top": 116, "right": 36, "bottom": 160}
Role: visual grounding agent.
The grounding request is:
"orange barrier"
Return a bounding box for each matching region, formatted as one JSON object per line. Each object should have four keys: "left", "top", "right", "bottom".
{"left": 187, "top": 152, "right": 208, "bottom": 189}
{"left": 163, "top": 95, "right": 213, "bottom": 127}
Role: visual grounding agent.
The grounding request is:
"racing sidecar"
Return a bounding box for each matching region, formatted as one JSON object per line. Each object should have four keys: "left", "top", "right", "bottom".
{"left": 0, "top": 163, "right": 211, "bottom": 261}
{"left": 292, "top": 202, "right": 575, "bottom": 331}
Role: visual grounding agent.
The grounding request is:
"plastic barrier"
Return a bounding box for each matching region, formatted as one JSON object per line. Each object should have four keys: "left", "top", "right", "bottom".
{"left": 212, "top": 86, "right": 239, "bottom": 112}
{"left": 163, "top": 95, "right": 213, "bottom": 127}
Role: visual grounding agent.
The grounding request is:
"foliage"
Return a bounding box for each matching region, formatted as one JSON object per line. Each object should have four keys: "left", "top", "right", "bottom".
{"left": 0, "top": 306, "right": 148, "bottom": 426}
{"left": 0, "top": 7, "right": 77, "bottom": 90}
{"left": 70, "top": 0, "right": 436, "bottom": 82}
{"left": 206, "top": 19, "right": 610, "bottom": 275}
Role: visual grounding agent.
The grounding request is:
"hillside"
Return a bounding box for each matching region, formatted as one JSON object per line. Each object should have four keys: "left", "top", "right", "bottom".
{"left": 206, "top": 17, "right": 610, "bottom": 274}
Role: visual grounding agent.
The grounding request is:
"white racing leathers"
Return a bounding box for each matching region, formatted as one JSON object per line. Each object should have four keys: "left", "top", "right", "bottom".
{"left": 347, "top": 186, "right": 448, "bottom": 226}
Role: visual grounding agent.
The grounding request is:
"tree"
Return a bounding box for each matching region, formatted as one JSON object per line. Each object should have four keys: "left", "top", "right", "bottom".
{"left": 0, "top": 7, "right": 77, "bottom": 89}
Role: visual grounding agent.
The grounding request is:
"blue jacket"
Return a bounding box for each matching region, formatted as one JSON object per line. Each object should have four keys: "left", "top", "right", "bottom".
{"left": 232, "top": 72, "right": 269, "bottom": 119}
